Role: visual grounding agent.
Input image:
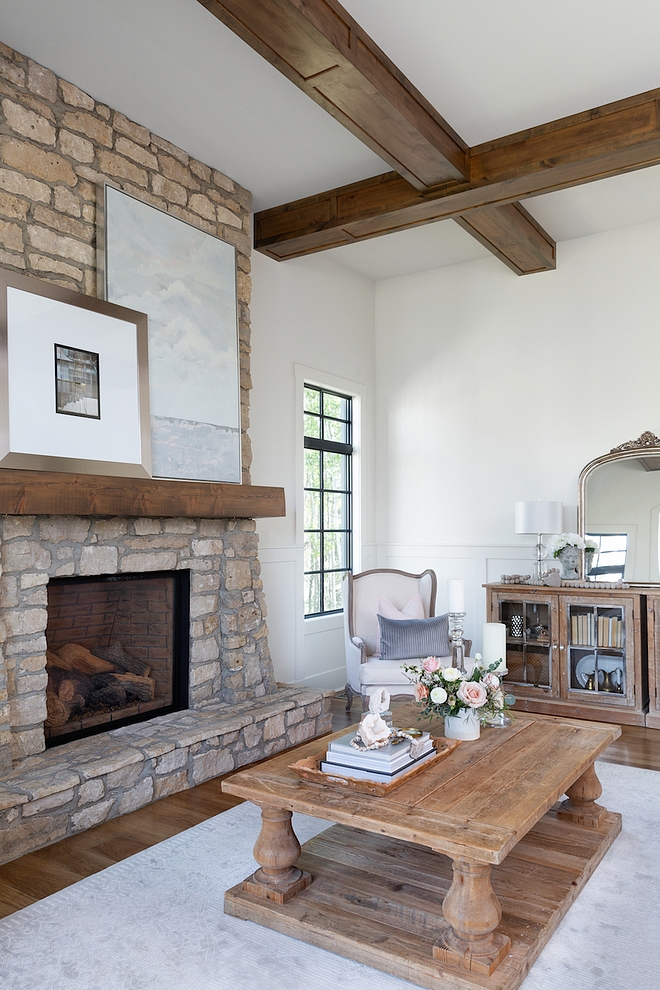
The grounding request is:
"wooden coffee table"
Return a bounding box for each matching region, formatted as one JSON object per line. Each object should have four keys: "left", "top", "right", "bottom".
{"left": 223, "top": 708, "right": 621, "bottom": 990}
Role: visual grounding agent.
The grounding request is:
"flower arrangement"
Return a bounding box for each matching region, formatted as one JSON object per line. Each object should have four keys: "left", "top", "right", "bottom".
{"left": 402, "top": 654, "right": 509, "bottom": 722}
{"left": 546, "top": 532, "right": 586, "bottom": 558}
{"left": 585, "top": 538, "right": 598, "bottom": 553}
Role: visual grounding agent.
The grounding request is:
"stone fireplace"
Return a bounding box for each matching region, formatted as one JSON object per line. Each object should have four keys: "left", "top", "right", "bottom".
{"left": 0, "top": 502, "right": 332, "bottom": 864}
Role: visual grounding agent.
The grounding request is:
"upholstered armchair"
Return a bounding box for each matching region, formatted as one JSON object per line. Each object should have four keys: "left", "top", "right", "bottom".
{"left": 342, "top": 568, "right": 445, "bottom": 711}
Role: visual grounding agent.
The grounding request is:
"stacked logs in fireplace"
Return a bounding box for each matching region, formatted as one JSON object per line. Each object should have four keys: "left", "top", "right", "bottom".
{"left": 45, "top": 642, "right": 157, "bottom": 727}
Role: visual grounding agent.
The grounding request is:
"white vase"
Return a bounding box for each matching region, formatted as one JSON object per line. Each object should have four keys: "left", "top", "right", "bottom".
{"left": 444, "top": 708, "right": 481, "bottom": 740}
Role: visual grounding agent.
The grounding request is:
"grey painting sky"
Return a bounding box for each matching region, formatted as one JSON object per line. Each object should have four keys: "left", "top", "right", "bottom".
{"left": 105, "top": 187, "right": 239, "bottom": 429}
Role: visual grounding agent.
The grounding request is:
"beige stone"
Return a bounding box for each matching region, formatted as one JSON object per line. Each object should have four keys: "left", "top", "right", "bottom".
{"left": 80, "top": 545, "right": 118, "bottom": 576}
{"left": 33, "top": 204, "right": 93, "bottom": 241}
{"left": 5, "top": 633, "right": 46, "bottom": 657}
{"left": 158, "top": 154, "right": 200, "bottom": 190}
{"left": 287, "top": 720, "right": 317, "bottom": 746}
{"left": 82, "top": 203, "right": 94, "bottom": 222}
{"left": 0, "top": 576, "right": 18, "bottom": 608}
{"left": 59, "top": 128, "right": 95, "bottom": 163}
{"left": 70, "top": 798, "right": 114, "bottom": 832}
{"left": 113, "top": 112, "right": 150, "bottom": 146}
{"left": 0, "top": 219, "right": 22, "bottom": 252}
{"left": 93, "top": 518, "right": 128, "bottom": 539}
{"left": 0, "top": 55, "right": 25, "bottom": 89}
{"left": 0, "top": 248, "right": 25, "bottom": 269}
{"left": 1, "top": 137, "right": 76, "bottom": 185}
{"left": 21, "top": 787, "right": 75, "bottom": 817}
{"left": 27, "top": 61, "right": 57, "bottom": 102}
{"left": 190, "top": 638, "right": 220, "bottom": 662}
{"left": 189, "top": 661, "right": 221, "bottom": 687}
{"left": 151, "top": 173, "right": 187, "bottom": 205}
{"left": 0, "top": 815, "right": 67, "bottom": 866}
{"left": 27, "top": 225, "right": 94, "bottom": 266}
{"left": 263, "top": 713, "right": 286, "bottom": 741}
{"left": 151, "top": 134, "right": 188, "bottom": 165}
{"left": 105, "top": 762, "right": 142, "bottom": 791}
{"left": 156, "top": 748, "right": 188, "bottom": 774}
{"left": 3, "top": 541, "right": 51, "bottom": 573}
{"left": 213, "top": 170, "right": 235, "bottom": 192}
{"left": 60, "top": 79, "right": 94, "bottom": 110}
{"left": 133, "top": 518, "right": 161, "bottom": 535}
{"left": 0, "top": 167, "right": 51, "bottom": 203}
{"left": 5, "top": 607, "right": 47, "bottom": 639}
{"left": 117, "top": 776, "right": 153, "bottom": 815}
{"left": 97, "top": 150, "right": 147, "bottom": 186}
{"left": 0, "top": 188, "right": 29, "bottom": 220}
{"left": 163, "top": 519, "right": 197, "bottom": 535}
{"left": 216, "top": 205, "right": 242, "bottom": 229}
{"left": 61, "top": 110, "right": 112, "bottom": 148}
{"left": 10, "top": 692, "right": 47, "bottom": 726}
{"left": 78, "top": 778, "right": 105, "bottom": 806}
{"left": 39, "top": 516, "right": 90, "bottom": 542}
{"left": 95, "top": 104, "right": 111, "bottom": 120}
{"left": 153, "top": 770, "right": 188, "bottom": 800}
{"left": 188, "top": 193, "right": 216, "bottom": 221}
{"left": 18, "top": 654, "right": 47, "bottom": 674}
{"left": 198, "top": 520, "right": 226, "bottom": 538}
{"left": 191, "top": 747, "right": 233, "bottom": 784}
{"left": 189, "top": 159, "right": 211, "bottom": 182}
{"left": 190, "top": 594, "right": 218, "bottom": 618}
{"left": 55, "top": 563, "right": 75, "bottom": 577}
{"left": 119, "top": 552, "right": 178, "bottom": 573}
{"left": 192, "top": 573, "right": 220, "bottom": 594}
{"left": 192, "top": 539, "right": 224, "bottom": 557}
{"left": 9, "top": 726, "right": 45, "bottom": 761}
{"left": 16, "top": 671, "right": 48, "bottom": 695}
{"left": 115, "top": 136, "right": 157, "bottom": 170}
{"left": 224, "top": 559, "right": 252, "bottom": 591}
{"left": 21, "top": 586, "right": 47, "bottom": 606}
{"left": 1, "top": 99, "right": 56, "bottom": 145}
{"left": 29, "top": 253, "right": 83, "bottom": 281}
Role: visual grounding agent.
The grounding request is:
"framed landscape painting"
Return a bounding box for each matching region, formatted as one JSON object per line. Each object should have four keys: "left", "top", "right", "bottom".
{"left": 99, "top": 184, "right": 241, "bottom": 483}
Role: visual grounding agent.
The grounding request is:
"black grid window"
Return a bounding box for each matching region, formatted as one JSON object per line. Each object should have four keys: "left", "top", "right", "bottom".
{"left": 304, "top": 385, "right": 352, "bottom": 616}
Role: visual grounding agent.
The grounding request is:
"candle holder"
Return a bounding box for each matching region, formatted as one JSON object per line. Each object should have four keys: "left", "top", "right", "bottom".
{"left": 448, "top": 612, "right": 467, "bottom": 669}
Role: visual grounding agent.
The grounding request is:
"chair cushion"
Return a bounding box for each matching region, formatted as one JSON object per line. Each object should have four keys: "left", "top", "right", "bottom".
{"left": 377, "top": 593, "right": 425, "bottom": 621}
{"left": 377, "top": 613, "right": 450, "bottom": 662}
{"left": 360, "top": 655, "right": 452, "bottom": 685}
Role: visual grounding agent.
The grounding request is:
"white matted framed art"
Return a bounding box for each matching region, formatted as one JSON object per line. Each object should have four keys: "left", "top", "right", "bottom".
{"left": 98, "top": 184, "right": 241, "bottom": 484}
{"left": 0, "top": 270, "right": 151, "bottom": 477}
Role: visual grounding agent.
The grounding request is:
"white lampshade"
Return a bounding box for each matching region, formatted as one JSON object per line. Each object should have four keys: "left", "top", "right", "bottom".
{"left": 514, "top": 500, "right": 563, "bottom": 535}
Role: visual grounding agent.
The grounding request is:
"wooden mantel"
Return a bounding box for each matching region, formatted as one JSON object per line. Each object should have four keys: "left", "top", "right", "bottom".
{"left": 0, "top": 468, "right": 285, "bottom": 519}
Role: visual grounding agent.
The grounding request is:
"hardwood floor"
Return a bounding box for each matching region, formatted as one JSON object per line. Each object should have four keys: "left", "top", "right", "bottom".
{"left": 0, "top": 696, "right": 658, "bottom": 921}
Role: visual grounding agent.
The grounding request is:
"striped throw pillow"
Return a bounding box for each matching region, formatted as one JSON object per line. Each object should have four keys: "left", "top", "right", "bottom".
{"left": 377, "top": 613, "right": 450, "bottom": 662}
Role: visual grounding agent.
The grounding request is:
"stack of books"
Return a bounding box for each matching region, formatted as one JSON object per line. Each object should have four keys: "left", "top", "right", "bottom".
{"left": 320, "top": 730, "right": 436, "bottom": 783}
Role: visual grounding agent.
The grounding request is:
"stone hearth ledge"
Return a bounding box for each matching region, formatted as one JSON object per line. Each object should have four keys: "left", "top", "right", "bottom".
{"left": 0, "top": 687, "right": 333, "bottom": 865}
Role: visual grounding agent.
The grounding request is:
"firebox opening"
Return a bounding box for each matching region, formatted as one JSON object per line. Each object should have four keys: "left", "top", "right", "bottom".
{"left": 45, "top": 569, "right": 190, "bottom": 747}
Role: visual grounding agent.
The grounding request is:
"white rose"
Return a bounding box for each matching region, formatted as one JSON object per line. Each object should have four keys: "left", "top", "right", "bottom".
{"left": 430, "top": 686, "right": 448, "bottom": 704}
{"left": 442, "top": 667, "right": 461, "bottom": 681}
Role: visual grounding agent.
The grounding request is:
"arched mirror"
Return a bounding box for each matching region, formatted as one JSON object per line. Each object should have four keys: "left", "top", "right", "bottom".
{"left": 578, "top": 431, "right": 660, "bottom": 584}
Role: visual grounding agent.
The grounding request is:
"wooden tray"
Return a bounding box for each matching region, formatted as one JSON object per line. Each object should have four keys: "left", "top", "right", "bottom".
{"left": 289, "top": 737, "right": 460, "bottom": 796}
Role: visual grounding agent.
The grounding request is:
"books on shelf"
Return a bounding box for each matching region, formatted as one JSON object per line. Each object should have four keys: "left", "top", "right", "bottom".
{"left": 570, "top": 611, "right": 623, "bottom": 648}
{"left": 322, "top": 730, "right": 435, "bottom": 781}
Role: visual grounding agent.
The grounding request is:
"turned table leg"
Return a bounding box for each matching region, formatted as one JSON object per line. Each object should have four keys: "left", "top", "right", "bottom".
{"left": 434, "top": 859, "right": 511, "bottom": 975}
{"left": 557, "top": 762, "right": 607, "bottom": 826}
{"left": 242, "top": 805, "right": 312, "bottom": 904}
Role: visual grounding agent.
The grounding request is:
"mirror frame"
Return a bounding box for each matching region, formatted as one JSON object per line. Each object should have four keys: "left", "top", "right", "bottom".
{"left": 578, "top": 430, "right": 660, "bottom": 585}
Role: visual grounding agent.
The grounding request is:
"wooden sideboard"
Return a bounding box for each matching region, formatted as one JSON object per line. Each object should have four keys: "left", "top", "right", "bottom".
{"left": 485, "top": 583, "right": 650, "bottom": 726}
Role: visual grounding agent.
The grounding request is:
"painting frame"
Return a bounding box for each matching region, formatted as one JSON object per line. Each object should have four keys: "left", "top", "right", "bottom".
{"left": 98, "top": 183, "right": 242, "bottom": 485}
{"left": 0, "top": 269, "right": 151, "bottom": 477}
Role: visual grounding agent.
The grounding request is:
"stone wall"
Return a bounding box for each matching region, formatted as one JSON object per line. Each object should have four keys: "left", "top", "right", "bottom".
{"left": 0, "top": 515, "right": 277, "bottom": 769}
{"left": 0, "top": 39, "right": 253, "bottom": 482}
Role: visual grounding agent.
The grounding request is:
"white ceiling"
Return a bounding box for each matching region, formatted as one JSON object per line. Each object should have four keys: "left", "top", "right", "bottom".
{"left": 3, "top": 0, "right": 660, "bottom": 281}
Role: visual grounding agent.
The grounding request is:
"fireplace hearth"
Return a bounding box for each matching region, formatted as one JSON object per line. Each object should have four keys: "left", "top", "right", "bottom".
{"left": 45, "top": 571, "right": 189, "bottom": 745}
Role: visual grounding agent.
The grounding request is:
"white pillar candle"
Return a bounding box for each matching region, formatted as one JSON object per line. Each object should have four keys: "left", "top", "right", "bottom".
{"left": 483, "top": 623, "right": 507, "bottom": 672}
{"left": 447, "top": 579, "right": 465, "bottom": 613}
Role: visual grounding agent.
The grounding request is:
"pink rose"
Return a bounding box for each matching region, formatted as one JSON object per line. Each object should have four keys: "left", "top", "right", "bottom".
{"left": 422, "top": 656, "right": 440, "bottom": 672}
{"left": 483, "top": 672, "right": 500, "bottom": 690}
{"left": 414, "top": 683, "right": 429, "bottom": 702}
{"left": 457, "top": 680, "right": 488, "bottom": 708}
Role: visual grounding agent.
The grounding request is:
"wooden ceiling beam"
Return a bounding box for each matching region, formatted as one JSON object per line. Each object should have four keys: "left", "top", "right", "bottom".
{"left": 197, "top": 0, "right": 468, "bottom": 189}
{"left": 254, "top": 88, "right": 660, "bottom": 261}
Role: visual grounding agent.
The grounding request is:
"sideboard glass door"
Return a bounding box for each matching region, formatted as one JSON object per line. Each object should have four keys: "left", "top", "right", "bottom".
{"left": 498, "top": 597, "right": 553, "bottom": 692}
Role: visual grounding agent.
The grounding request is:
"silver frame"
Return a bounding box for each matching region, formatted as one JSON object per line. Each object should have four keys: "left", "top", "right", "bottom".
{"left": 0, "top": 269, "right": 151, "bottom": 478}
{"left": 97, "top": 182, "right": 242, "bottom": 484}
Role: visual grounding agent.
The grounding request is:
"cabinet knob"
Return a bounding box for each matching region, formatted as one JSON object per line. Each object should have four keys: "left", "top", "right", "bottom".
{"left": 559, "top": 644, "right": 565, "bottom": 651}
{"left": 552, "top": 643, "right": 559, "bottom": 651}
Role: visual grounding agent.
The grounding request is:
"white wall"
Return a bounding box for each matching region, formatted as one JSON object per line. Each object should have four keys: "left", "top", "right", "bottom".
{"left": 375, "top": 219, "right": 660, "bottom": 654}
{"left": 250, "top": 251, "right": 376, "bottom": 688}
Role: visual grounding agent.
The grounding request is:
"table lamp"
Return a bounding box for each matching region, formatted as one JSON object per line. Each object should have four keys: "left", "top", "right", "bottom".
{"left": 515, "top": 500, "right": 563, "bottom": 582}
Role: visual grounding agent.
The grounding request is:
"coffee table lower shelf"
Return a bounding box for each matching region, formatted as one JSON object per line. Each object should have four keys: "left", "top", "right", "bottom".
{"left": 225, "top": 805, "right": 621, "bottom": 990}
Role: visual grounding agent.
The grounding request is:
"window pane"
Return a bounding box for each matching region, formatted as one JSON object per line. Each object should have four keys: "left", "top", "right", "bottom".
{"left": 323, "top": 392, "right": 348, "bottom": 420}
{"left": 323, "top": 451, "right": 348, "bottom": 491}
{"left": 305, "top": 573, "right": 321, "bottom": 615}
{"left": 304, "top": 413, "right": 320, "bottom": 439}
{"left": 323, "top": 531, "right": 348, "bottom": 570}
{"left": 324, "top": 492, "right": 348, "bottom": 530}
{"left": 323, "top": 417, "right": 348, "bottom": 443}
{"left": 304, "top": 387, "right": 320, "bottom": 413}
{"left": 304, "top": 449, "right": 320, "bottom": 489}
{"left": 304, "top": 532, "right": 321, "bottom": 572}
{"left": 305, "top": 491, "right": 321, "bottom": 530}
{"left": 324, "top": 570, "right": 344, "bottom": 612}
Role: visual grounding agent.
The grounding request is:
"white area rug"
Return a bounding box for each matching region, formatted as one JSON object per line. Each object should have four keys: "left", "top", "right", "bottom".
{"left": 0, "top": 761, "right": 658, "bottom": 990}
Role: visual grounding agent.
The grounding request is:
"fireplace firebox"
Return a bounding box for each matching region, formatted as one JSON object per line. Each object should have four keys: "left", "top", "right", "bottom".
{"left": 44, "top": 570, "right": 190, "bottom": 746}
